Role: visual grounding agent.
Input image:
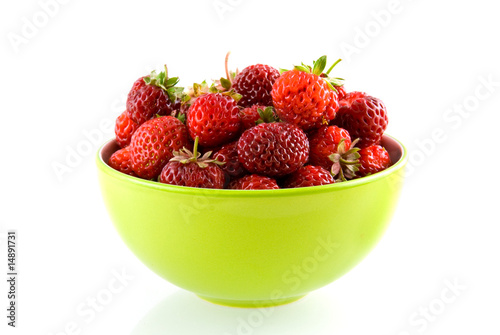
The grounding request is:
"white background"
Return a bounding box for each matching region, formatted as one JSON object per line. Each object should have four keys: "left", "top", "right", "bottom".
{"left": 1, "top": 0, "right": 500, "bottom": 334}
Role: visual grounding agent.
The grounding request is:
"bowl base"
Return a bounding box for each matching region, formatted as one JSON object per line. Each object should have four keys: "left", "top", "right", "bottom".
{"left": 197, "top": 294, "right": 306, "bottom": 308}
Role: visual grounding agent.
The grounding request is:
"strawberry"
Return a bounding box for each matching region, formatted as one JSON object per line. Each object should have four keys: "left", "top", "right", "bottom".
{"left": 108, "top": 146, "right": 136, "bottom": 176}
{"left": 239, "top": 105, "right": 277, "bottom": 131}
{"left": 229, "top": 174, "right": 279, "bottom": 190}
{"left": 213, "top": 141, "right": 247, "bottom": 180}
{"left": 283, "top": 165, "right": 334, "bottom": 188}
{"left": 126, "top": 66, "right": 184, "bottom": 124}
{"left": 232, "top": 64, "right": 280, "bottom": 108}
{"left": 272, "top": 56, "right": 343, "bottom": 131}
{"left": 334, "top": 85, "right": 347, "bottom": 101}
{"left": 186, "top": 93, "right": 241, "bottom": 147}
{"left": 237, "top": 122, "right": 309, "bottom": 177}
{"left": 308, "top": 125, "right": 352, "bottom": 170}
{"left": 130, "top": 116, "right": 190, "bottom": 180}
{"left": 333, "top": 91, "right": 388, "bottom": 148}
{"left": 357, "top": 144, "right": 391, "bottom": 177}
{"left": 159, "top": 137, "right": 225, "bottom": 189}
{"left": 115, "top": 111, "right": 140, "bottom": 148}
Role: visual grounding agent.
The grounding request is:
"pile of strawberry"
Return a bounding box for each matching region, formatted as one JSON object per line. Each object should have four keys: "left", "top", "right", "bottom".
{"left": 109, "top": 55, "right": 391, "bottom": 190}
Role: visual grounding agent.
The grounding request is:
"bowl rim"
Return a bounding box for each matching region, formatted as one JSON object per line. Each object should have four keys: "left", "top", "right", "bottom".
{"left": 96, "top": 134, "right": 408, "bottom": 198}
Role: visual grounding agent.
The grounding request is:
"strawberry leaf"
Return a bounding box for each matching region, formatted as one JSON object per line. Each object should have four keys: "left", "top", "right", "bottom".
{"left": 293, "top": 65, "right": 310, "bottom": 73}
{"left": 256, "top": 106, "right": 276, "bottom": 124}
{"left": 312, "top": 55, "right": 327, "bottom": 76}
{"left": 165, "top": 76, "right": 180, "bottom": 87}
{"left": 220, "top": 77, "right": 232, "bottom": 90}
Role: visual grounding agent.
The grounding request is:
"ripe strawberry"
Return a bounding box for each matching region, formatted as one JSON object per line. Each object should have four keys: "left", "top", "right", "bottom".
{"left": 187, "top": 93, "right": 241, "bottom": 147}
{"left": 159, "top": 138, "right": 225, "bottom": 189}
{"left": 357, "top": 144, "right": 391, "bottom": 177}
{"left": 272, "top": 56, "right": 343, "bottom": 131}
{"left": 115, "top": 111, "right": 140, "bottom": 148}
{"left": 213, "top": 141, "right": 247, "bottom": 180}
{"left": 334, "top": 85, "right": 347, "bottom": 101}
{"left": 283, "top": 165, "right": 334, "bottom": 188}
{"left": 333, "top": 91, "right": 388, "bottom": 148}
{"left": 239, "top": 105, "right": 277, "bottom": 130}
{"left": 229, "top": 174, "right": 279, "bottom": 190}
{"left": 232, "top": 64, "right": 280, "bottom": 108}
{"left": 108, "top": 146, "right": 137, "bottom": 176}
{"left": 127, "top": 66, "right": 184, "bottom": 124}
{"left": 237, "top": 122, "right": 309, "bottom": 177}
{"left": 130, "top": 116, "right": 190, "bottom": 180}
{"left": 309, "top": 125, "right": 352, "bottom": 170}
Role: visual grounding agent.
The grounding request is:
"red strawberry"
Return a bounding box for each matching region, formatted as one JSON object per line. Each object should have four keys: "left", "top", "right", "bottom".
{"left": 272, "top": 56, "right": 343, "bottom": 131}
{"left": 232, "top": 64, "right": 280, "bottom": 108}
{"left": 187, "top": 93, "right": 241, "bottom": 147}
{"left": 159, "top": 137, "right": 225, "bottom": 189}
{"left": 333, "top": 91, "right": 388, "bottom": 148}
{"left": 115, "top": 111, "right": 140, "bottom": 148}
{"left": 283, "top": 165, "right": 334, "bottom": 188}
{"left": 239, "top": 105, "right": 277, "bottom": 130}
{"left": 309, "top": 125, "right": 351, "bottom": 170}
{"left": 213, "top": 141, "right": 247, "bottom": 180}
{"left": 357, "top": 145, "right": 391, "bottom": 177}
{"left": 334, "top": 85, "right": 347, "bottom": 101}
{"left": 126, "top": 66, "right": 184, "bottom": 124}
{"left": 108, "top": 146, "right": 137, "bottom": 176}
{"left": 237, "top": 122, "right": 309, "bottom": 177}
{"left": 130, "top": 116, "right": 190, "bottom": 180}
{"left": 240, "top": 104, "right": 265, "bottom": 130}
{"left": 229, "top": 174, "right": 279, "bottom": 190}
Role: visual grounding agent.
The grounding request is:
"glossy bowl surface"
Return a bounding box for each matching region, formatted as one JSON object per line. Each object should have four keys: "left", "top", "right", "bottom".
{"left": 96, "top": 135, "right": 407, "bottom": 307}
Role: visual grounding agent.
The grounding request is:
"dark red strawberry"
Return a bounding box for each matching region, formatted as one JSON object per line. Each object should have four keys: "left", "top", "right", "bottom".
{"left": 237, "top": 122, "right": 309, "bottom": 177}
{"left": 239, "top": 105, "right": 277, "bottom": 131}
{"left": 309, "top": 125, "right": 351, "bottom": 170}
{"left": 283, "top": 165, "right": 334, "bottom": 188}
{"left": 333, "top": 92, "right": 388, "bottom": 148}
{"left": 213, "top": 141, "right": 247, "bottom": 180}
{"left": 272, "top": 56, "right": 343, "bottom": 131}
{"left": 187, "top": 93, "right": 241, "bottom": 147}
{"left": 229, "top": 174, "right": 279, "bottom": 190}
{"left": 126, "top": 66, "right": 184, "bottom": 124}
{"left": 108, "top": 146, "right": 137, "bottom": 176}
{"left": 357, "top": 144, "right": 391, "bottom": 177}
{"left": 115, "top": 111, "right": 140, "bottom": 148}
{"left": 159, "top": 137, "right": 225, "bottom": 189}
{"left": 232, "top": 64, "right": 280, "bottom": 108}
{"left": 130, "top": 116, "right": 190, "bottom": 180}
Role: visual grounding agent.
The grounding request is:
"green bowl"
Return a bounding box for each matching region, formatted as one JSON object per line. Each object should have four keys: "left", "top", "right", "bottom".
{"left": 96, "top": 135, "right": 407, "bottom": 308}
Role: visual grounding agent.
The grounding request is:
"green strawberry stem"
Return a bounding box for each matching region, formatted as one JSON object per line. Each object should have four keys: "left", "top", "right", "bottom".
{"left": 291, "top": 56, "right": 345, "bottom": 92}
{"left": 170, "top": 136, "right": 225, "bottom": 168}
{"left": 144, "top": 65, "right": 187, "bottom": 103}
{"left": 325, "top": 58, "right": 342, "bottom": 76}
{"left": 192, "top": 136, "right": 199, "bottom": 160}
{"left": 329, "top": 138, "right": 361, "bottom": 182}
{"left": 256, "top": 106, "right": 277, "bottom": 124}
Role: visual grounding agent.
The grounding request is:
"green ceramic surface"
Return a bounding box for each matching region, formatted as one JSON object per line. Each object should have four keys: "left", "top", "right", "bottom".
{"left": 96, "top": 135, "right": 407, "bottom": 308}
